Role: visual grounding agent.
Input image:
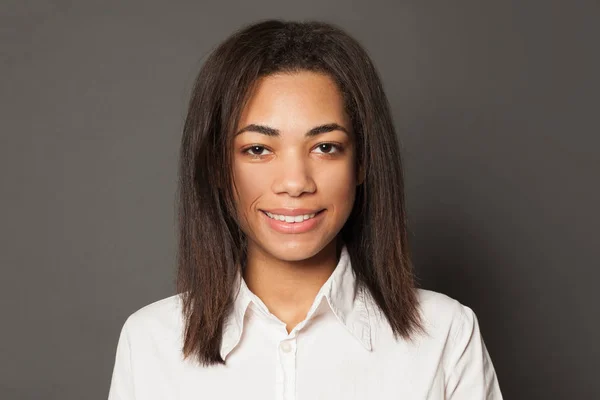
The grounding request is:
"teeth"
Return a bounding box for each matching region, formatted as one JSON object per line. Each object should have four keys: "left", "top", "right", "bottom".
{"left": 266, "top": 211, "right": 317, "bottom": 222}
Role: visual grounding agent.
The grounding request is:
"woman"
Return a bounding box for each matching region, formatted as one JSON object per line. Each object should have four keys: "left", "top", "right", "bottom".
{"left": 108, "top": 19, "right": 503, "bottom": 399}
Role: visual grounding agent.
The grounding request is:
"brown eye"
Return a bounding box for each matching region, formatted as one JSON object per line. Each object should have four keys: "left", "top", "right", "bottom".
{"left": 313, "top": 143, "right": 342, "bottom": 154}
{"left": 244, "top": 145, "right": 272, "bottom": 156}
{"left": 249, "top": 146, "right": 264, "bottom": 155}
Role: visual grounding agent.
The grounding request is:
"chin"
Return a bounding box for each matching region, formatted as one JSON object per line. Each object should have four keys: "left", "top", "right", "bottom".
{"left": 261, "top": 238, "right": 331, "bottom": 262}
{"left": 272, "top": 243, "right": 321, "bottom": 262}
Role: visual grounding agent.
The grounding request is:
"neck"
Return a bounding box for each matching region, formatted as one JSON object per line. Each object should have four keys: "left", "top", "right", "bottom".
{"left": 242, "top": 239, "right": 340, "bottom": 333}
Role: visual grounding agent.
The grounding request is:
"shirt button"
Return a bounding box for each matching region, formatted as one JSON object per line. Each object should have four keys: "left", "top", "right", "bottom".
{"left": 280, "top": 341, "right": 292, "bottom": 353}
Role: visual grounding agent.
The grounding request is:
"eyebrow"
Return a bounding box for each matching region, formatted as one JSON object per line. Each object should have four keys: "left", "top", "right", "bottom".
{"left": 234, "top": 123, "right": 350, "bottom": 138}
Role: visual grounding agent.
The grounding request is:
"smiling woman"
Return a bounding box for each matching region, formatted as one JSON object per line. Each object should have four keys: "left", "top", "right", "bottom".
{"left": 108, "top": 19, "right": 503, "bottom": 399}
{"left": 232, "top": 72, "right": 358, "bottom": 259}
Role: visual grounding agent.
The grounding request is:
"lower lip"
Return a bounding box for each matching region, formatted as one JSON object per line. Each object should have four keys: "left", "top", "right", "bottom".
{"left": 261, "top": 210, "right": 325, "bottom": 234}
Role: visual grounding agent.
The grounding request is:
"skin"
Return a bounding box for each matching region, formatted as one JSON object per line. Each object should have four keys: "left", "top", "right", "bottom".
{"left": 232, "top": 70, "right": 363, "bottom": 333}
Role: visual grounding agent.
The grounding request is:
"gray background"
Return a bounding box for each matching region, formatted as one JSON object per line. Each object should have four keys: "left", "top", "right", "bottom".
{"left": 1, "top": 0, "right": 598, "bottom": 399}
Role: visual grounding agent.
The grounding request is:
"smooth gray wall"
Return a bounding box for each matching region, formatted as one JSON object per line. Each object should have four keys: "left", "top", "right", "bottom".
{"left": 1, "top": 1, "right": 598, "bottom": 399}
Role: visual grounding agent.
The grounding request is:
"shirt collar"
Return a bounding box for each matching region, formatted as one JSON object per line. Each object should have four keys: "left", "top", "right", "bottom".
{"left": 220, "top": 244, "right": 372, "bottom": 360}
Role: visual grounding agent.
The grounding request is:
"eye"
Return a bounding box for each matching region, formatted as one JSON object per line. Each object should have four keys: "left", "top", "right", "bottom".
{"left": 313, "top": 143, "right": 342, "bottom": 154}
{"left": 243, "top": 145, "right": 273, "bottom": 157}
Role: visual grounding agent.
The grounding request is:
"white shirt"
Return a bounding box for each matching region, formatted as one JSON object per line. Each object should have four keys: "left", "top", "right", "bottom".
{"left": 108, "top": 245, "right": 503, "bottom": 399}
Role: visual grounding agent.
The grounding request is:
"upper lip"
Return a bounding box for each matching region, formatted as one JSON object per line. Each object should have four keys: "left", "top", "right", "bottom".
{"left": 261, "top": 208, "right": 324, "bottom": 216}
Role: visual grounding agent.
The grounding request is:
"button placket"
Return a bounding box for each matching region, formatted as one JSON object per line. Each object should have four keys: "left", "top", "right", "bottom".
{"left": 280, "top": 341, "right": 292, "bottom": 353}
{"left": 278, "top": 338, "right": 297, "bottom": 400}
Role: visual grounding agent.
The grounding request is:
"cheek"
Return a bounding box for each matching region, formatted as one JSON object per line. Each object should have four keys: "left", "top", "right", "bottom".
{"left": 232, "top": 163, "right": 265, "bottom": 211}
{"left": 319, "top": 161, "right": 357, "bottom": 210}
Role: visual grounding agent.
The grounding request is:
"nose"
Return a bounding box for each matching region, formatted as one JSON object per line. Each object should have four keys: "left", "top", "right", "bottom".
{"left": 272, "top": 152, "right": 316, "bottom": 197}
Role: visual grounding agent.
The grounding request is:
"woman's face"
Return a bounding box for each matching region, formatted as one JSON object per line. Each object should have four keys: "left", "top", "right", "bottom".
{"left": 232, "top": 71, "right": 360, "bottom": 262}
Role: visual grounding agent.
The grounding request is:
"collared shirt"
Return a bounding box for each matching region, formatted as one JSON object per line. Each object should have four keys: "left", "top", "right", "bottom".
{"left": 108, "top": 245, "right": 503, "bottom": 399}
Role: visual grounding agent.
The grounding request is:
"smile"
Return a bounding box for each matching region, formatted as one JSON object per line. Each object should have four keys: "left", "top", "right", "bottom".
{"left": 263, "top": 211, "right": 321, "bottom": 223}
{"left": 260, "top": 209, "right": 326, "bottom": 234}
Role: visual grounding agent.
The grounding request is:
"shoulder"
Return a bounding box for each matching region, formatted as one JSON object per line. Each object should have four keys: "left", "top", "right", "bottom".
{"left": 416, "top": 288, "right": 468, "bottom": 314}
{"left": 414, "top": 290, "right": 502, "bottom": 396}
{"left": 120, "top": 294, "right": 185, "bottom": 343}
{"left": 415, "top": 288, "right": 479, "bottom": 342}
{"left": 364, "top": 287, "right": 478, "bottom": 344}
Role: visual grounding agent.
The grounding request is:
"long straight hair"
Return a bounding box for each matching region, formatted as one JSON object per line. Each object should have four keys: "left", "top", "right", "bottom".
{"left": 177, "top": 19, "right": 424, "bottom": 366}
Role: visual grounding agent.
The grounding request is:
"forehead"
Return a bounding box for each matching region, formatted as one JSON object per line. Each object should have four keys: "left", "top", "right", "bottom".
{"left": 237, "top": 71, "right": 350, "bottom": 130}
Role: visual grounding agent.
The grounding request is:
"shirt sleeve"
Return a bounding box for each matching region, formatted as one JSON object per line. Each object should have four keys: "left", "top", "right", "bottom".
{"left": 108, "top": 317, "right": 136, "bottom": 400}
{"left": 445, "top": 305, "right": 503, "bottom": 400}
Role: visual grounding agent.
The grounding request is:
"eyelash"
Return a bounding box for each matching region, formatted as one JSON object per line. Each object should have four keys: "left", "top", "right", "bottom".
{"left": 242, "top": 143, "right": 344, "bottom": 158}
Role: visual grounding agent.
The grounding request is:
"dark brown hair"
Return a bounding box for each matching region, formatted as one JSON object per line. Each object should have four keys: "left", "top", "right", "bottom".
{"left": 177, "top": 19, "right": 424, "bottom": 366}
